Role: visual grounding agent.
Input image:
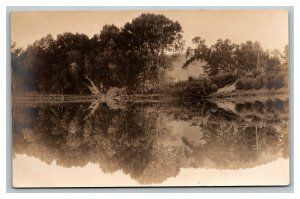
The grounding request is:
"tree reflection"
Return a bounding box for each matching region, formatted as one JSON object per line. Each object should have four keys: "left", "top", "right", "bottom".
{"left": 13, "top": 99, "right": 289, "bottom": 184}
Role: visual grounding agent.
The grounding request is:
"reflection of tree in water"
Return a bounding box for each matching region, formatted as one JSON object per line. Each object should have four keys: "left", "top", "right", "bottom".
{"left": 13, "top": 99, "right": 288, "bottom": 184}
{"left": 13, "top": 103, "right": 177, "bottom": 184}
{"left": 156, "top": 99, "right": 288, "bottom": 169}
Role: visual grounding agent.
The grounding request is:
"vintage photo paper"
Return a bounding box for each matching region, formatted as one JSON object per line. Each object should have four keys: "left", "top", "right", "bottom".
{"left": 11, "top": 10, "right": 289, "bottom": 187}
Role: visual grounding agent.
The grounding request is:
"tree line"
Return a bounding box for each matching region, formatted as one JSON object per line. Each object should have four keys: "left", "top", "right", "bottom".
{"left": 12, "top": 13, "right": 183, "bottom": 94}
{"left": 183, "top": 37, "right": 287, "bottom": 76}
{"left": 172, "top": 38, "right": 288, "bottom": 101}
{"left": 11, "top": 13, "right": 288, "bottom": 96}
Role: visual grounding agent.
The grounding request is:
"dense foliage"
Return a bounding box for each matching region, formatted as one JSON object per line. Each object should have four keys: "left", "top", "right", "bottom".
{"left": 12, "top": 13, "right": 288, "bottom": 99}
{"left": 181, "top": 39, "right": 288, "bottom": 95}
{"left": 12, "top": 14, "right": 183, "bottom": 94}
{"left": 183, "top": 38, "right": 285, "bottom": 77}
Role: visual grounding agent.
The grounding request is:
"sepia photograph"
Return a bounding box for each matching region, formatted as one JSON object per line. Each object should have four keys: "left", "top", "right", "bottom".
{"left": 11, "top": 10, "right": 289, "bottom": 187}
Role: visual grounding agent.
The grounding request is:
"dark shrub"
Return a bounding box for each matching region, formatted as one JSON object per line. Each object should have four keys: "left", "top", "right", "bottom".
{"left": 171, "top": 77, "right": 219, "bottom": 103}
{"left": 210, "top": 72, "right": 239, "bottom": 88}
{"left": 236, "top": 77, "right": 253, "bottom": 90}
{"left": 236, "top": 71, "right": 287, "bottom": 90}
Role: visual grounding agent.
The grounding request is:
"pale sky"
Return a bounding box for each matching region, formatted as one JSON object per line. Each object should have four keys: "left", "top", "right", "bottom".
{"left": 11, "top": 10, "right": 288, "bottom": 51}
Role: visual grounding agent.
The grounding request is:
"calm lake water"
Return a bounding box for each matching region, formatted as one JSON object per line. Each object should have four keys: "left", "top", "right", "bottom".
{"left": 12, "top": 98, "right": 289, "bottom": 187}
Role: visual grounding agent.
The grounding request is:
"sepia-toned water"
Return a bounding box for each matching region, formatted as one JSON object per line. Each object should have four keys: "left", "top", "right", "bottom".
{"left": 12, "top": 98, "right": 289, "bottom": 187}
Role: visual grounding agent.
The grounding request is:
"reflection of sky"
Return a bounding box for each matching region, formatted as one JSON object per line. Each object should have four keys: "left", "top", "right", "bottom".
{"left": 13, "top": 154, "right": 289, "bottom": 187}
{"left": 169, "top": 120, "right": 205, "bottom": 146}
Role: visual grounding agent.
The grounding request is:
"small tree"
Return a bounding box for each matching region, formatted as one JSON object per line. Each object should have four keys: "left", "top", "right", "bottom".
{"left": 281, "top": 44, "right": 288, "bottom": 71}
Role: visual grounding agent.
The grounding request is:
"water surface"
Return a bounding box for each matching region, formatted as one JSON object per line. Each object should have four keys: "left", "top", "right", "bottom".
{"left": 12, "top": 99, "right": 289, "bottom": 187}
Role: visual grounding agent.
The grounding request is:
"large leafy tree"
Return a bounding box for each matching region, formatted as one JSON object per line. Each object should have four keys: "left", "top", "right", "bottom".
{"left": 21, "top": 34, "right": 55, "bottom": 93}
{"left": 12, "top": 13, "right": 184, "bottom": 94}
{"left": 13, "top": 33, "right": 91, "bottom": 94}
{"left": 11, "top": 42, "right": 30, "bottom": 94}
{"left": 84, "top": 14, "right": 184, "bottom": 93}
{"left": 86, "top": 24, "right": 123, "bottom": 92}
{"left": 119, "top": 13, "right": 184, "bottom": 91}
{"left": 236, "top": 41, "right": 281, "bottom": 74}
{"left": 50, "top": 32, "right": 90, "bottom": 94}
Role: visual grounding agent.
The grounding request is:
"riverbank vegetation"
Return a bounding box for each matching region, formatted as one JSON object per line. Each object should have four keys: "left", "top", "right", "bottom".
{"left": 176, "top": 38, "right": 288, "bottom": 101}
{"left": 11, "top": 13, "right": 288, "bottom": 104}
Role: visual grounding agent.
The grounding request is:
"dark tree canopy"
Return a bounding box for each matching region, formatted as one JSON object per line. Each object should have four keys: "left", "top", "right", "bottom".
{"left": 122, "top": 13, "right": 183, "bottom": 53}
{"left": 119, "top": 14, "right": 184, "bottom": 90}
{"left": 12, "top": 13, "right": 184, "bottom": 95}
